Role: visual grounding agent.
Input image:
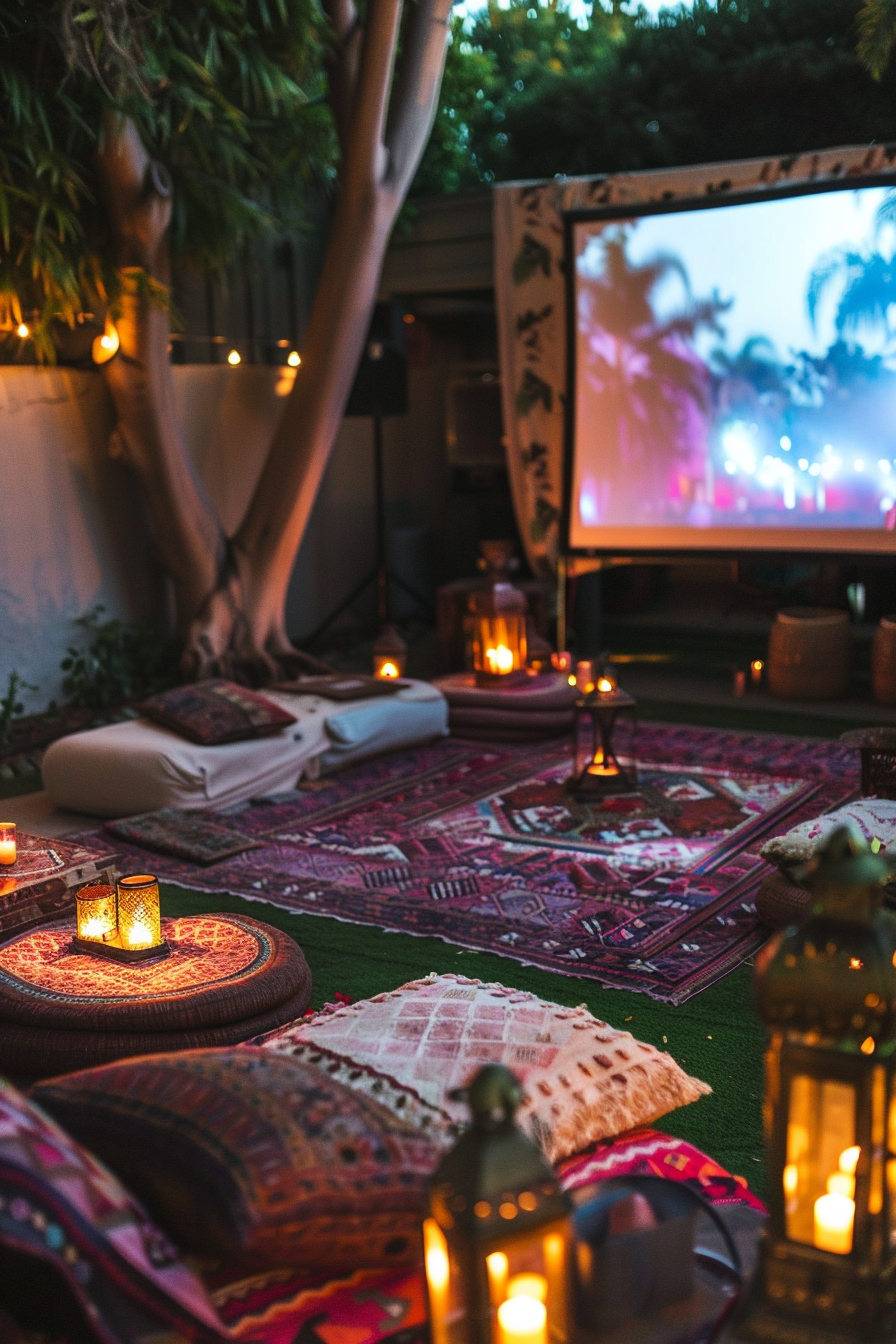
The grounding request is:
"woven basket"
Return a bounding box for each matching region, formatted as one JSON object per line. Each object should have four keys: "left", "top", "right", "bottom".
{"left": 755, "top": 868, "right": 812, "bottom": 928}
{"left": 767, "top": 607, "right": 852, "bottom": 701}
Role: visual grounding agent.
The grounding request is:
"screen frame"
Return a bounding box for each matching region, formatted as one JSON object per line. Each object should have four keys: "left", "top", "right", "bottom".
{"left": 562, "top": 171, "right": 896, "bottom": 559}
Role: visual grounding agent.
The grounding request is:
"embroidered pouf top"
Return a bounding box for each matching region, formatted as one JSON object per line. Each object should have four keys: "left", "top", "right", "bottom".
{"left": 0, "top": 912, "right": 311, "bottom": 1079}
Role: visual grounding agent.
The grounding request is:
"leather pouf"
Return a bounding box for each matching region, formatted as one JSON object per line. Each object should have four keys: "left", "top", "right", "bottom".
{"left": 767, "top": 607, "right": 852, "bottom": 701}
{"left": 755, "top": 868, "right": 811, "bottom": 928}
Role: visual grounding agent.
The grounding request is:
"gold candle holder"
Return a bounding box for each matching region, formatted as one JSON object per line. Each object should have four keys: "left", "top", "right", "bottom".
{"left": 70, "top": 873, "right": 169, "bottom": 964}
{"left": 75, "top": 883, "right": 117, "bottom": 943}
{"left": 117, "top": 875, "right": 163, "bottom": 952}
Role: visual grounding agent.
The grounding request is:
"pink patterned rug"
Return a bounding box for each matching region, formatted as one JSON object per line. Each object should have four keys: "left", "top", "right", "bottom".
{"left": 79, "top": 723, "right": 857, "bottom": 1004}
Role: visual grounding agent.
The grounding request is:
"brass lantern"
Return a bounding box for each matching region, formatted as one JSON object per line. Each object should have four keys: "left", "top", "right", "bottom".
{"left": 373, "top": 625, "right": 408, "bottom": 680}
{"left": 423, "top": 1065, "right": 571, "bottom": 1344}
{"left": 735, "top": 825, "right": 896, "bottom": 1344}
{"left": 568, "top": 668, "right": 637, "bottom": 800}
{"left": 468, "top": 546, "right": 528, "bottom": 688}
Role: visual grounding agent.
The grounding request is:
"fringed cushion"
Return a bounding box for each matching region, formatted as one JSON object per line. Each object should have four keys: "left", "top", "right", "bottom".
{"left": 31, "top": 1047, "right": 445, "bottom": 1276}
{"left": 256, "top": 973, "right": 711, "bottom": 1164}
{"left": 140, "top": 679, "right": 296, "bottom": 745}
{"left": 0, "top": 1074, "right": 226, "bottom": 1342}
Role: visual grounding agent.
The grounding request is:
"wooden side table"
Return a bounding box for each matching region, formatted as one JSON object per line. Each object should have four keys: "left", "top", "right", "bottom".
{"left": 0, "top": 912, "right": 311, "bottom": 1079}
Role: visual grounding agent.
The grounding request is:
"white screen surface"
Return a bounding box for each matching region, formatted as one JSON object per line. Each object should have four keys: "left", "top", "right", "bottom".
{"left": 569, "top": 184, "right": 896, "bottom": 553}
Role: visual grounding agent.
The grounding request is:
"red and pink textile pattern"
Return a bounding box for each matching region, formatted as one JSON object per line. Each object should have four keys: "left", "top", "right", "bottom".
{"left": 212, "top": 1127, "right": 765, "bottom": 1343}
{"left": 77, "top": 725, "right": 858, "bottom": 1002}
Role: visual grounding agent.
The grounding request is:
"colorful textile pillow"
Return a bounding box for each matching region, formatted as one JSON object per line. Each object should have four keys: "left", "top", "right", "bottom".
{"left": 0, "top": 1073, "right": 226, "bottom": 1342}
{"left": 256, "top": 974, "right": 711, "bottom": 1164}
{"left": 31, "top": 1046, "right": 445, "bottom": 1276}
{"left": 140, "top": 679, "right": 296, "bottom": 745}
{"left": 760, "top": 797, "right": 896, "bottom": 874}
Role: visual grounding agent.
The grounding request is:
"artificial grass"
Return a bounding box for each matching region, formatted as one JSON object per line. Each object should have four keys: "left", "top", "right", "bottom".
{"left": 163, "top": 882, "right": 767, "bottom": 1200}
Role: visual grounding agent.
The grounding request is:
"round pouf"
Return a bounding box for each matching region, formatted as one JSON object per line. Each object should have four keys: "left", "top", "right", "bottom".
{"left": 755, "top": 868, "right": 811, "bottom": 928}
{"left": 0, "top": 912, "right": 311, "bottom": 1079}
{"left": 767, "top": 607, "right": 852, "bottom": 701}
{"left": 873, "top": 616, "right": 896, "bottom": 706}
{"left": 434, "top": 671, "right": 579, "bottom": 741}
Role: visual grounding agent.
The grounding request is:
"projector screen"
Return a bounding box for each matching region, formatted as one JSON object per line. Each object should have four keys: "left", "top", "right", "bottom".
{"left": 567, "top": 179, "right": 896, "bottom": 554}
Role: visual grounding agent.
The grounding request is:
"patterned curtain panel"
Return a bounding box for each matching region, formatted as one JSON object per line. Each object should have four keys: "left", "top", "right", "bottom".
{"left": 493, "top": 145, "right": 895, "bottom": 578}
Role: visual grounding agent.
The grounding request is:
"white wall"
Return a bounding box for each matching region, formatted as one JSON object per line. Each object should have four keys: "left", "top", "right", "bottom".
{"left": 0, "top": 362, "right": 450, "bottom": 709}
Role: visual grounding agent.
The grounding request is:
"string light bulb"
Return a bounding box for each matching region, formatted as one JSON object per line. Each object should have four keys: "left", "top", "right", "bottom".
{"left": 287, "top": 350, "right": 301, "bottom": 367}
{"left": 227, "top": 349, "right": 241, "bottom": 366}
{"left": 91, "top": 316, "right": 120, "bottom": 365}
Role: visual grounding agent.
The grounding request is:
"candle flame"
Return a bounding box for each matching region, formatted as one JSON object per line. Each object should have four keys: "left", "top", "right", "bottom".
{"left": 227, "top": 349, "right": 241, "bottom": 365}
{"left": 485, "top": 644, "right": 515, "bottom": 675}
{"left": 596, "top": 676, "right": 615, "bottom": 694}
{"left": 378, "top": 661, "right": 399, "bottom": 678}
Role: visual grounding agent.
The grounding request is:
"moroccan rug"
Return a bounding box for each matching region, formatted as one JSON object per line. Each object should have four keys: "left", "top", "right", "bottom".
{"left": 78, "top": 723, "right": 858, "bottom": 1003}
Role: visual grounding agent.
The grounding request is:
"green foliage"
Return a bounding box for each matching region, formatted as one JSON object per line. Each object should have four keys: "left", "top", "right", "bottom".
{"left": 859, "top": 0, "right": 896, "bottom": 78}
{"left": 60, "top": 606, "right": 177, "bottom": 709}
{"left": 0, "top": 671, "right": 37, "bottom": 742}
{"left": 416, "top": 0, "right": 896, "bottom": 195}
{"left": 0, "top": 0, "right": 336, "bottom": 357}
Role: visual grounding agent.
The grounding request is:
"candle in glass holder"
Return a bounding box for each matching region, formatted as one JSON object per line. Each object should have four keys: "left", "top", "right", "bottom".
{"left": 814, "top": 1191, "right": 854, "bottom": 1254}
{"left": 76, "top": 883, "right": 117, "bottom": 943}
{"left": 116, "top": 875, "right": 162, "bottom": 951}
{"left": 0, "top": 823, "right": 16, "bottom": 866}
{"left": 497, "top": 1296, "right": 547, "bottom": 1344}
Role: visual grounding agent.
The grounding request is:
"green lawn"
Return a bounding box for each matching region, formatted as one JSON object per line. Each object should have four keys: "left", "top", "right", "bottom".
{"left": 164, "top": 883, "right": 768, "bottom": 1200}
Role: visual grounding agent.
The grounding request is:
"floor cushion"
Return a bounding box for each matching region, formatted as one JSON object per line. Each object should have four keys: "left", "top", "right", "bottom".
{"left": 759, "top": 796, "right": 896, "bottom": 875}
{"left": 435, "top": 672, "right": 578, "bottom": 741}
{"left": 31, "top": 1046, "right": 446, "bottom": 1277}
{"left": 256, "top": 973, "right": 711, "bottom": 1165}
{"left": 41, "top": 681, "right": 447, "bottom": 818}
{"left": 0, "top": 1073, "right": 227, "bottom": 1343}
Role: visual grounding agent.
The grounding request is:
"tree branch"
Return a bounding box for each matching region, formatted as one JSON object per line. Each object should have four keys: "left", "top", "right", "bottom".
{"left": 323, "top": 0, "right": 363, "bottom": 158}
{"left": 385, "top": 0, "right": 455, "bottom": 194}
{"left": 342, "top": 0, "right": 404, "bottom": 192}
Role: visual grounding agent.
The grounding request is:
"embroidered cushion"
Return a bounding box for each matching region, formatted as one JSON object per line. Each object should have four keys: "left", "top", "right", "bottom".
{"left": 31, "top": 1046, "right": 445, "bottom": 1276}
{"left": 140, "top": 679, "right": 296, "bottom": 745}
{"left": 256, "top": 974, "right": 711, "bottom": 1164}
{"left": 0, "top": 1073, "right": 226, "bottom": 1342}
{"left": 760, "top": 797, "right": 896, "bottom": 874}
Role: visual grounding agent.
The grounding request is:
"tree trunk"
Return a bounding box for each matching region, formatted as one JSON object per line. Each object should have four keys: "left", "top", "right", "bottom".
{"left": 98, "top": 0, "right": 454, "bottom": 684}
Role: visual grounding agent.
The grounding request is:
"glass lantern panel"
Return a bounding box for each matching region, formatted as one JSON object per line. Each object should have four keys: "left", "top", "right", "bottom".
{"left": 473, "top": 616, "right": 527, "bottom": 676}
{"left": 483, "top": 1220, "right": 570, "bottom": 1344}
{"left": 784, "top": 1074, "right": 857, "bottom": 1255}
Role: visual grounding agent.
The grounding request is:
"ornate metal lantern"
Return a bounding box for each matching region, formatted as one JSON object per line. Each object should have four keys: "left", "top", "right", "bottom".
{"left": 468, "top": 544, "right": 528, "bottom": 688}
{"left": 735, "top": 825, "right": 896, "bottom": 1343}
{"left": 373, "top": 625, "right": 408, "bottom": 679}
{"left": 423, "top": 1065, "right": 572, "bottom": 1344}
{"left": 567, "top": 666, "right": 637, "bottom": 800}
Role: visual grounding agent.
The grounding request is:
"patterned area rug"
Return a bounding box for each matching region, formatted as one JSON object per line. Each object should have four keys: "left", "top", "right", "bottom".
{"left": 79, "top": 724, "right": 858, "bottom": 1003}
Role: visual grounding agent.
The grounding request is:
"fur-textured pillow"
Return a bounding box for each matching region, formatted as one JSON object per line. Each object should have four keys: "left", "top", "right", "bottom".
{"left": 760, "top": 798, "right": 896, "bottom": 874}
{"left": 140, "top": 679, "right": 296, "bottom": 745}
{"left": 31, "top": 1047, "right": 444, "bottom": 1276}
{"left": 256, "top": 974, "right": 711, "bottom": 1164}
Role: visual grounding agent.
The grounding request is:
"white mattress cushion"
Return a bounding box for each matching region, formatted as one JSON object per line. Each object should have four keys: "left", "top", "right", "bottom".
{"left": 42, "top": 681, "right": 448, "bottom": 818}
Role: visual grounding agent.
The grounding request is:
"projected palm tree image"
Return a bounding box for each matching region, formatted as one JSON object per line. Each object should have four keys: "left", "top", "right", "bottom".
{"left": 572, "top": 186, "right": 896, "bottom": 538}
{"left": 576, "top": 232, "right": 727, "bottom": 523}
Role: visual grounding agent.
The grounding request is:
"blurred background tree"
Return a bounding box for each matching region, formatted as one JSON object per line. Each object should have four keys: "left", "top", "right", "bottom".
{"left": 414, "top": 0, "right": 896, "bottom": 197}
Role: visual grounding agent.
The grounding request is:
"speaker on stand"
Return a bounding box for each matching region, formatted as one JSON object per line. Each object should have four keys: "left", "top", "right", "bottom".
{"left": 304, "top": 301, "right": 433, "bottom": 650}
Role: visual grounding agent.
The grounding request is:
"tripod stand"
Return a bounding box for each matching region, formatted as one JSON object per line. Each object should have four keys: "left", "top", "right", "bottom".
{"left": 305, "top": 413, "right": 434, "bottom": 646}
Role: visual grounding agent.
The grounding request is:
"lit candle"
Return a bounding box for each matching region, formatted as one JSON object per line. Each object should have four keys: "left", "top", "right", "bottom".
{"left": 814, "top": 1191, "right": 854, "bottom": 1254}
{"left": 116, "top": 875, "right": 162, "bottom": 951}
{"left": 486, "top": 645, "right": 515, "bottom": 675}
{"left": 751, "top": 659, "right": 764, "bottom": 688}
{"left": 423, "top": 1218, "right": 450, "bottom": 1344}
{"left": 497, "top": 1295, "right": 547, "bottom": 1344}
{"left": 75, "top": 883, "right": 117, "bottom": 943}
{"left": 377, "top": 660, "right": 399, "bottom": 679}
{"left": 551, "top": 651, "right": 572, "bottom": 674}
{"left": 596, "top": 675, "right": 616, "bottom": 695}
{"left": 0, "top": 823, "right": 15, "bottom": 866}
{"left": 575, "top": 660, "right": 594, "bottom": 693}
{"left": 487, "top": 1252, "right": 509, "bottom": 1305}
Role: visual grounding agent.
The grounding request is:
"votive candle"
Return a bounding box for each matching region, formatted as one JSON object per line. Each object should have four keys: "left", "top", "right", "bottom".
{"left": 0, "top": 823, "right": 16, "bottom": 866}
